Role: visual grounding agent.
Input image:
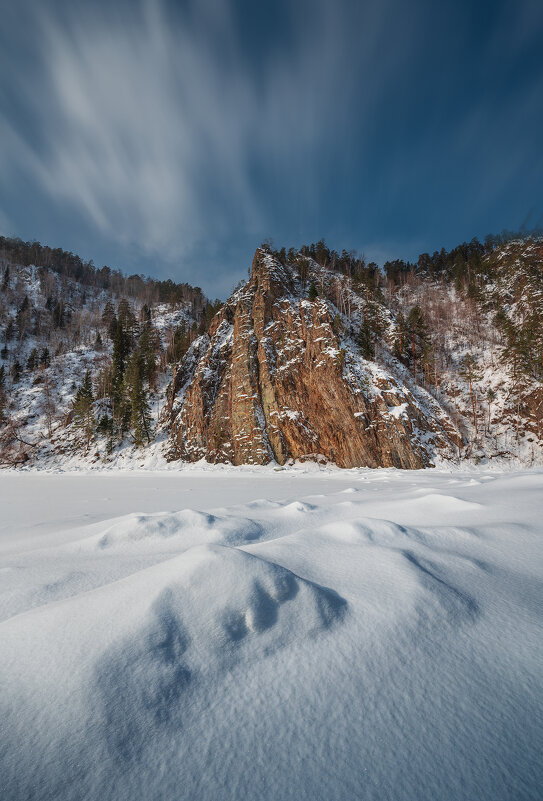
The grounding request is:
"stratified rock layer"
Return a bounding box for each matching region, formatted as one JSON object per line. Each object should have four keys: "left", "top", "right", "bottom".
{"left": 171, "top": 249, "right": 458, "bottom": 467}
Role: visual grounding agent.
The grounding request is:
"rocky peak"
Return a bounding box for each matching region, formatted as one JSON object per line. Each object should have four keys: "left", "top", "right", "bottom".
{"left": 170, "top": 248, "right": 459, "bottom": 467}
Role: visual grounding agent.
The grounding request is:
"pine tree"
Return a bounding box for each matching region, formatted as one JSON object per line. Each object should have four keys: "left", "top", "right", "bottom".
{"left": 111, "top": 318, "right": 131, "bottom": 414}
{"left": 73, "top": 370, "right": 94, "bottom": 449}
{"left": 358, "top": 301, "right": 386, "bottom": 360}
{"left": 460, "top": 353, "right": 480, "bottom": 434}
{"left": 11, "top": 360, "right": 22, "bottom": 383}
{"left": 101, "top": 301, "right": 116, "bottom": 332}
{"left": 406, "top": 305, "right": 430, "bottom": 375}
{"left": 125, "top": 351, "right": 153, "bottom": 446}
{"left": 27, "top": 348, "right": 39, "bottom": 371}
{"left": 40, "top": 348, "right": 51, "bottom": 368}
{"left": 4, "top": 320, "right": 14, "bottom": 342}
{"left": 139, "top": 304, "right": 151, "bottom": 325}
{"left": 314, "top": 239, "right": 330, "bottom": 267}
{"left": 308, "top": 282, "right": 319, "bottom": 301}
{"left": 139, "top": 325, "right": 158, "bottom": 387}
{"left": 357, "top": 319, "right": 373, "bottom": 359}
{"left": 117, "top": 299, "right": 136, "bottom": 336}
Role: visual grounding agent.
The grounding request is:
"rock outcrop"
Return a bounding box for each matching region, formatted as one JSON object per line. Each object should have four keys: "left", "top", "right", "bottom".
{"left": 170, "top": 249, "right": 459, "bottom": 467}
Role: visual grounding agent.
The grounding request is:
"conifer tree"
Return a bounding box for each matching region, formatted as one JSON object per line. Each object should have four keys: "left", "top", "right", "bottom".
{"left": 357, "top": 318, "right": 373, "bottom": 360}
{"left": 358, "top": 301, "right": 386, "bottom": 360}
{"left": 125, "top": 351, "right": 153, "bottom": 446}
{"left": 10, "top": 360, "right": 21, "bottom": 383}
{"left": 102, "top": 301, "right": 116, "bottom": 339}
{"left": 308, "top": 282, "right": 319, "bottom": 301}
{"left": 460, "top": 353, "right": 480, "bottom": 433}
{"left": 139, "top": 304, "right": 151, "bottom": 325}
{"left": 40, "top": 348, "right": 50, "bottom": 368}
{"left": 406, "top": 305, "right": 430, "bottom": 374}
{"left": 139, "top": 324, "right": 159, "bottom": 387}
{"left": 111, "top": 318, "right": 131, "bottom": 413}
{"left": 117, "top": 299, "right": 136, "bottom": 335}
{"left": 73, "top": 370, "right": 94, "bottom": 449}
{"left": 102, "top": 301, "right": 115, "bottom": 326}
{"left": 4, "top": 320, "right": 14, "bottom": 342}
{"left": 26, "top": 348, "right": 39, "bottom": 371}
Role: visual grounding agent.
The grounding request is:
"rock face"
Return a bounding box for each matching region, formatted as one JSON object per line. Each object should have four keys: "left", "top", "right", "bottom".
{"left": 170, "top": 249, "right": 459, "bottom": 468}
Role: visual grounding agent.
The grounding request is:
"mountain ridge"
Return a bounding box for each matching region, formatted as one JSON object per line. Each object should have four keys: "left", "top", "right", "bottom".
{"left": 1, "top": 235, "right": 542, "bottom": 469}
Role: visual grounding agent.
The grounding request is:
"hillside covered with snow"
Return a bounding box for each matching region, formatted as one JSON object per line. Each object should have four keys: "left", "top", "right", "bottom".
{"left": 1, "top": 234, "right": 542, "bottom": 469}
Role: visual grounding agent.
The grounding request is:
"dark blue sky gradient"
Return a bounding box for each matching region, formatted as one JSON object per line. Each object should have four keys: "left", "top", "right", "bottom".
{"left": 0, "top": 0, "right": 542, "bottom": 296}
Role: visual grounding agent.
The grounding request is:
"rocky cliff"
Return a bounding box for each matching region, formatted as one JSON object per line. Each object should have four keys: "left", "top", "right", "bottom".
{"left": 170, "top": 249, "right": 459, "bottom": 467}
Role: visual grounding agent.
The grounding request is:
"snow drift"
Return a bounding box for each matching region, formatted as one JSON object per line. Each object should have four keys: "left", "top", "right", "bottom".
{"left": 1, "top": 467, "right": 542, "bottom": 800}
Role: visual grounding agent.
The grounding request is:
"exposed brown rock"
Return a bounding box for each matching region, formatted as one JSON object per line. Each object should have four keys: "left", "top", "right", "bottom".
{"left": 170, "top": 249, "right": 459, "bottom": 467}
{"left": 520, "top": 388, "right": 543, "bottom": 438}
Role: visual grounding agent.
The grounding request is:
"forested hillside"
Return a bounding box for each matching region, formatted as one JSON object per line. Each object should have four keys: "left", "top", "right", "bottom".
{"left": 171, "top": 234, "right": 543, "bottom": 467}
{"left": 0, "top": 233, "right": 541, "bottom": 468}
{"left": 0, "top": 237, "right": 221, "bottom": 466}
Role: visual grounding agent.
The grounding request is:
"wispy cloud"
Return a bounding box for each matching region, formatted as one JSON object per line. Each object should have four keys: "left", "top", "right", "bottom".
{"left": 0, "top": 0, "right": 394, "bottom": 269}
{"left": 1, "top": 0, "right": 541, "bottom": 293}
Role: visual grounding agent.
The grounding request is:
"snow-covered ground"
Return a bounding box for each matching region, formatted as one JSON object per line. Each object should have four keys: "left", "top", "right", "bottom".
{"left": 1, "top": 466, "right": 542, "bottom": 801}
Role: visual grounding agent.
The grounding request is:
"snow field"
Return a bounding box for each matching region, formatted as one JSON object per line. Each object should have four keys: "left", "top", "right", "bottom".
{"left": 1, "top": 467, "right": 542, "bottom": 800}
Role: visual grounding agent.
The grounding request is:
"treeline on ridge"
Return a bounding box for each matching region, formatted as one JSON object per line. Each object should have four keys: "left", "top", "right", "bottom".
{"left": 0, "top": 235, "right": 207, "bottom": 309}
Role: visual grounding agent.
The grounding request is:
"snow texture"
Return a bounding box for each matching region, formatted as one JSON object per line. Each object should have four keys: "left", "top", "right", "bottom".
{"left": 1, "top": 465, "right": 542, "bottom": 800}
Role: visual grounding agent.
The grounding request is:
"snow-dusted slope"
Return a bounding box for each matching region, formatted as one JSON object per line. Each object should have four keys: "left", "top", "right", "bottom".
{"left": 1, "top": 467, "right": 542, "bottom": 800}
{"left": 0, "top": 261, "right": 202, "bottom": 468}
{"left": 1, "top": 238, "right": 542, "bottom": 469}
{"left": 170, "top": 245, "right": 543, "bottom": 468}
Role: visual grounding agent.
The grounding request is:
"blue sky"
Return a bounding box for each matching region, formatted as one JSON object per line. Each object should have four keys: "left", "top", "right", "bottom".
{"left": 0, "top": 0, "right": 542, "bottom": 297}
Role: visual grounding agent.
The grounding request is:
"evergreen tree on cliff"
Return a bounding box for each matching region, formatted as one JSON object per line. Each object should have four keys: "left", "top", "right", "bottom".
{"left": 125, "top": 350, "right": 153, "bottom": 446}
{"left": 73, "top": 370, "right": 94, "bottom": 449}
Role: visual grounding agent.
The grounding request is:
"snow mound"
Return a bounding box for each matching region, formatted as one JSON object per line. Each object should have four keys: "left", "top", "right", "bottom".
{"left": 79, "top": 509, "right": 263, "bottom": 551}
{"left": 93, "top": 546, "right": 347, "bottom": 759}
{"left": 400, "top": 549, "right": 479, "bottom": 623}
{"left": 277, "top": 500, "right": 317, "bottom": 515}
{"left": 244, "top": 499, "right": 283, "bottom": 510}
{"left": 0, "top": 544, "right": 346, "bottom": 799}
{"left": 312, "top": 517, "right": 480, "bottom": 624}
{"left": 137, "top": 545, "right": 348, "bottom": 652}
{"left": 319, "top": 516, "right": 415, "bottom": 545}
{"left": 408, "top": 493, "right": 484, "bottom": 512}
